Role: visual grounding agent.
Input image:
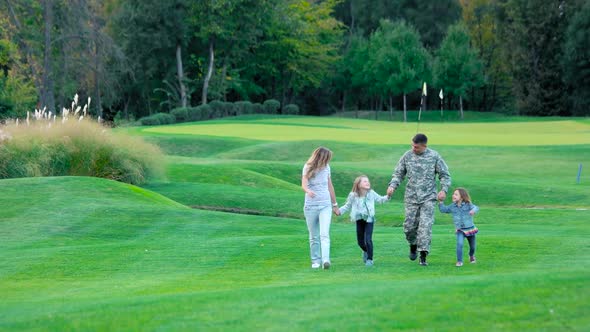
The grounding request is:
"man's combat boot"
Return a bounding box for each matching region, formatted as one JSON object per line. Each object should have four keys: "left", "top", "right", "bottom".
{"left": 419, "top": 251, "right": 428, "bottom": 266}
{"left": 409, "top": 244, "right": 418, "bottom": 261}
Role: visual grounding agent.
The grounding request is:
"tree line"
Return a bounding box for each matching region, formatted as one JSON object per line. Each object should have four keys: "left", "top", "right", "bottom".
{"left": 0, "top": 0, "right": 588, "bottom": 122}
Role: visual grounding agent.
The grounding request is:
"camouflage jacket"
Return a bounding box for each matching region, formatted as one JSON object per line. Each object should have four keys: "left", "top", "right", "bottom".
{"left": 388, "top": 148, "right": 451, "bottom": 204}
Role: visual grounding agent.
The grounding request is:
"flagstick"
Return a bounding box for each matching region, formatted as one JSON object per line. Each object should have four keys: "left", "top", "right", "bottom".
{"left": 417, "top": 102, "right": 421, "bottom": 133}
{"left": 417, "top": 111, "right": 421, "bottom": 133}
{"left": 417, "top": 94, "right": 424, "bottom": 133}
{"left": 418, "top": 82, "right": 427, "bottom": 133}
{"left": 439, "top": 89, "right": 444, "bottom": 122}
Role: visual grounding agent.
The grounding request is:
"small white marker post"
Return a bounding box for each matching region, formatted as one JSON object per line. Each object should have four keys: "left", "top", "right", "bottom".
{"left": 439, "top": 89, "right": 444, "bottom": 119}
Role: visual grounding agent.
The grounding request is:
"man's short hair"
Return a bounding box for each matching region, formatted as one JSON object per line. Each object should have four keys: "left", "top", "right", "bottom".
{"left": 412, "top": 133, "right": 428, "bottom": 144}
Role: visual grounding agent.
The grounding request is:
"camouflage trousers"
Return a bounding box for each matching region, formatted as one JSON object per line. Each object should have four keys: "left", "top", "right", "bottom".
{"left": 403, "top": 200, "right": 436, "bottom": 253}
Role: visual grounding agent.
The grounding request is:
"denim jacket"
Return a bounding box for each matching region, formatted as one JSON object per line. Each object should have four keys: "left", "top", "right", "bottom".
{"left": 339, "top": 190, "right": 390, "bottom": 223}
{"left": 438, "top": 202, "right": 479, "bottom": 229}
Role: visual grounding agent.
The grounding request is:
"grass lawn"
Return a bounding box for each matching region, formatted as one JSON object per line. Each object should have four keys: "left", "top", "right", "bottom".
{"left": 141, "top": 115, "right": 590, "bottom": 146}
{"left": 2, "top": 116, "right": 590, "bottom": 331}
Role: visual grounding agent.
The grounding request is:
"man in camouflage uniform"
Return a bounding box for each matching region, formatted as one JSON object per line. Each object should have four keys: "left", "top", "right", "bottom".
{"left": 387, "top": 133, "right": 451, "bottom": 266}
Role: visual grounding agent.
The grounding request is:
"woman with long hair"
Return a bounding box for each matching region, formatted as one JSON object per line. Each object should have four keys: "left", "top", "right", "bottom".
{"left": 301, "top": 147, "right": 339, "bottom": 269}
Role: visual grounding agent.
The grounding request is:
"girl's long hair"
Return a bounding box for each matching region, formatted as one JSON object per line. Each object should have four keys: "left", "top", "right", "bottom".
{"left": 351, "top": 175, "right": 368, "bottom": 197}
{"left": 455, "top": 187, "right": 472, "bottom": 203}
{"left": 304, "top": 147, "right": 332, "bottom": 179}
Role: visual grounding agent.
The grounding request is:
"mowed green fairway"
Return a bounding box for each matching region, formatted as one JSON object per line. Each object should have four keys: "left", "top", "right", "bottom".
{"left": 2, "top": 116, "right": 589, "bottom": 331}
{"left": 142, "top": 116, "right": 590, "bottom": 146}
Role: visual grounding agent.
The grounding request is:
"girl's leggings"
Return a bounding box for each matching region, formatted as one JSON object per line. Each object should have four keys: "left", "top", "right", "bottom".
{"left": 356, "top": 219, "right": 374, "bottom": 260}
{"left": 456, "top": 231, "right": 476, "bottom": 262}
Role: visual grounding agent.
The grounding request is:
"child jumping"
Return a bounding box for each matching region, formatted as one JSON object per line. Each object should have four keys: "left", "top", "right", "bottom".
{"left": 338, "top": 175, "right": 390, "bottom": 266}
{"left": 438, "top": 187, "right": 479, "bottom": 267}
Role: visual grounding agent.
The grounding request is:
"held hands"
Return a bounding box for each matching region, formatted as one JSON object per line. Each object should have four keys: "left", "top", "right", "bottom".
{"left": 332, "top": 206, "right": 341, "bottom": 216}
{"left": 386, "top": 186, "right": 395, "bottom": 197}
{"left": 437, "top": 191, "right": 447, "bottom": 202}
{"left": 469, "top": 210, "right": 476, "bottom": 216}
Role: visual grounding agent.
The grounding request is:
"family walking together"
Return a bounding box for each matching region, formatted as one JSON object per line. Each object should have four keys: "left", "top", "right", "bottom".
{"left": 301, "top": 133, "right": 479, "bottom": 269}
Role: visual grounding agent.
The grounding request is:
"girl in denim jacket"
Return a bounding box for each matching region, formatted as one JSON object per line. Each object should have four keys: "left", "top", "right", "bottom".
{"left": 338, "top": 175, "right": 390, "bottom": 266}
{"left": 438, "top": 188, "right": 479, "bottom": 267}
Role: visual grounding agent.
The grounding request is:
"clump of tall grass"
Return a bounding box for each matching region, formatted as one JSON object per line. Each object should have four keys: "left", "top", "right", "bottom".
{"left": 0, "top": 96, "right": 164, "bottom": 185}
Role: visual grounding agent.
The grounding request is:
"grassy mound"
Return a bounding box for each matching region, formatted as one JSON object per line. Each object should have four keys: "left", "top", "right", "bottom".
{"left": 141, "top": 136, "right": 590, "bottom": 217}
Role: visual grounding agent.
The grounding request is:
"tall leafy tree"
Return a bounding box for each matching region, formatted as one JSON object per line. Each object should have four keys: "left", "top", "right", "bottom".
{"left": 501, "top": 0, "right": 569, "bottom": 116}
{"left": 3, "top": 0, "right": 128, "bottom": 118}
{"left": 433, "top": 23, "right": 484, "bottom": 118}
{"left": 39, "top": 0, "right": 55, "bottom": 113}
{"left": 0, "top": 37, "right": 36, "bottom": 118}
{"left": 562, "top": 0, "right": 590, "bottom": 116}
{"left": 397, "top": 0, "right": 462, "bottom": 49}
{"left": 460, "top": 0, "right": 512, "bottom": 112}
{"left": 52, "top": 0, "right": 128, "bottom": 118}
{"left": 3, "top": 0, "right": 44, "bottom": 100}
{"left": 336, "top": 33, "right": 369, "bottom": 112}
{"left": 0, "top": 1, "right": 41, "bottom": 117}
{"left": 335, "top": 0, "right": 461, "bottom": 48}
{"left": 334, "top": 0, "right": 458, "bottom": 113}
{"left": 256, "top": 0, "right": 343, "bottom": 106}
{"left": 110, "top": 0, "right": 190, "bottom": 115}
{"left": 192, "top": 0, "right": 234, "bottom": 105}
{"left": 191, "top": 0, "right": 271, "bottom": 103}
{"left": 368, "top": 20, "right": 430, "bottom": 121}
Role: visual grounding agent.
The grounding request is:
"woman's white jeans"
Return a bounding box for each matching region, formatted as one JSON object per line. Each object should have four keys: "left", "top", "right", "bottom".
{"left": 304, "top": 205, "right": 332, "bottom": 264}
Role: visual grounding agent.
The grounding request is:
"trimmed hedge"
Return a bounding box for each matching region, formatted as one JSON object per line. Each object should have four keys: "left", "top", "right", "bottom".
{"left": 263, "top": 99, "right": 281, "bottom": 114}
{"left": 194, "top": 104, "right": 213, "bottom": 120}
{"left": 252, "top": 103, "right": 263, "bottom": 114}
{"left": 184, "top": 107, "right": 200, "bottom": 121}
{"left": 139, "top": 101, "right": 300, "bottom": 126}
{"left": 171, "top": 108, "right": 189, "bottom": 122}
{"left": 283, "top": 104, "right": 300, "bottom": 115}
{"left": 209, "top": 100, "right": 225, "bottom": 118}
{"left": 234, "top": 101, "right": 253, "bottom": 115}
{"left": 223, "top": 102, "right": 236, "bottom": 116}
{"left": 139, "top": 113, "right": 176, "bottom": 126}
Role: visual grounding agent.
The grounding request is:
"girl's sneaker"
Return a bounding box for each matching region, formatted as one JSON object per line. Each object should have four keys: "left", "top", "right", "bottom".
{"left": 456, "top": 262, "right": 463, "bottom": 267}
{"left": 311, "top": 263, "right": 321, "bottom": 269}
{"left": 470, "top": 256, "right": 476, "bottom": 264}
{"left": 365, "top": 259, "right": 374, "bottom": 267}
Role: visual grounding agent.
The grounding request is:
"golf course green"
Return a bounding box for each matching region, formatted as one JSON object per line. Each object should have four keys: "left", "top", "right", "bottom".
{"left": 1, "top": 115, "right": 588, "bottom": 331}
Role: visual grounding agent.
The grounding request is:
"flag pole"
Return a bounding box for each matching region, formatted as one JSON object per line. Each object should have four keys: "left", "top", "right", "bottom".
{"left": 439, "top": 89, "right": 444, "bottom": 121}
{"left": 418, "top": 82, "right": 427, "bottom": 132}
